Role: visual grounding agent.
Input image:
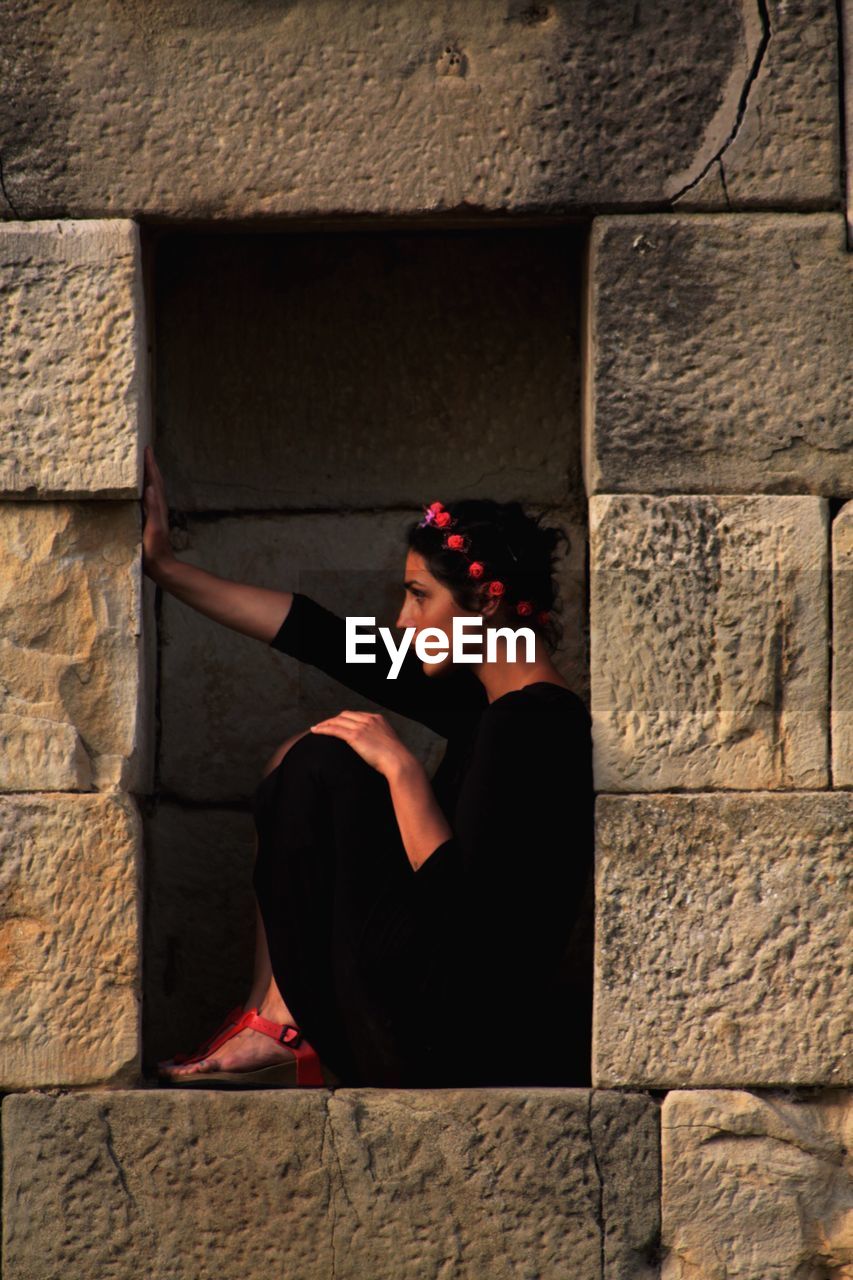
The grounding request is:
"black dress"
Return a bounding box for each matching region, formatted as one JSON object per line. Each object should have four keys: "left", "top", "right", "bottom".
{"left": 251, "top": 592, "right": 595, "bottom": 1088}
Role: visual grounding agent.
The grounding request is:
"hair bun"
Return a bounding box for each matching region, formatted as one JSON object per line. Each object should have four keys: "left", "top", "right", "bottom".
{"left": 407, "top": 497, "right": 571, "bottom": 654}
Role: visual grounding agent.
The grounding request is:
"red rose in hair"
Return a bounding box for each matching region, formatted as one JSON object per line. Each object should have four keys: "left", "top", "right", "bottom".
{"left": 516, "top": 600, "right": 533, "bottom": 616}
{"left": 446, "top": 533, "right": 466, "bottom": 551}
{"left": 434, "top": 510, "right": 452, "bottom": 528}
{"left": 428, "top": 501, "right": 444, "bottom": 514}
{"left": 487, "top": 580, "right": 505, "bottom": 597}
{"left": 468, "top": 561, "right": 485, "bottom": 579}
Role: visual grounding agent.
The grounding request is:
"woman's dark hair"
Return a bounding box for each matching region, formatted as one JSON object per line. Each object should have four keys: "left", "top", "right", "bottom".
{"left": 405, "top": 498, "right": 570, "bottom": 654}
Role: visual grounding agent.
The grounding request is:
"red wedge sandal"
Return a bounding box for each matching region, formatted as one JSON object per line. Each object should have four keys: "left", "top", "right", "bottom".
{"left": 158, "top": 1006, "right": 339, "bottom": 1088}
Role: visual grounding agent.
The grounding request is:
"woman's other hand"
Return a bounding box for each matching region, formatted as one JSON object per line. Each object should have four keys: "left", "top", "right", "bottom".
{"left": 142, "top": 445, "right": 177, "bottom": 582}
{"left": 309, "top": 711, "right": 416, "bottom": 780}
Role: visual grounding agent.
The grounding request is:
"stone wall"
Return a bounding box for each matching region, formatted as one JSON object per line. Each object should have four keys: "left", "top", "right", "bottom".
{"left": 1, "top": 1, "right": 851, "bottom": 1276}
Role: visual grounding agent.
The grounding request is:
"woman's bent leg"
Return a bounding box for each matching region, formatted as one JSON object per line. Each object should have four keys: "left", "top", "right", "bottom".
{"left": 251, "top": 731, "right": 417, "bottom": 1086}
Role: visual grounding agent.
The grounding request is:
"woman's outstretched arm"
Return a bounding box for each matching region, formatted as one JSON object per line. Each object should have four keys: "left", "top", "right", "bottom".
{"left": 141, "top": 444, "right": 293, "bottom": 643}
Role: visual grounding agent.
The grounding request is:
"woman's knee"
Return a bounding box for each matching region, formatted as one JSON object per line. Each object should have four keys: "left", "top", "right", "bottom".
{"left": 288, "top": 731, "right": 378, "bottom": 789}
{"left": 261, "top": 726, "right": 374, "bottom": 791}
{"left": 260, "top": 728, "right": 312, "bottom": 779}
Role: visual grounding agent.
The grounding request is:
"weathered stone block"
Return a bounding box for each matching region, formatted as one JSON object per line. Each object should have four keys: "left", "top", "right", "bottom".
{"left": 1, "top": 1, "right": 839, "bottom": 219}
{"left": 590, "top": 494, "right": 829, "bottom": 791}
{"left": 594, "top": 793, "right": 852, "bottom": 1088}
{"left": 159, "top": 510, "right": 587, "bottom": 802}
{"left": 585, "top": 215, "right": 852, "bottom": 497}
{"left": 0, "top": 793, "right": 142, "bottom": 1089}
{"left": 833, "top": 501, "right": 853, "bottom": 786}
{"left": 0, "top": 501, "right": 153, "bottom": 793}
{"left": 0, "top": 220, "right": 150, "bottom": 497}
{"left": 143, "top": 804, "right": 257, "bottom": 1074}
{"left": 661, "top": 1089, "right": 853, "bottom": 1280}
{"left": 154, "top": 230, "right": 585, "bottom": 516}
{"left": 2, "top": 1090, "right": 332, "bottom": 1280}
{"left": 1, "top": 1087, "right": 660, "bottom": 1280}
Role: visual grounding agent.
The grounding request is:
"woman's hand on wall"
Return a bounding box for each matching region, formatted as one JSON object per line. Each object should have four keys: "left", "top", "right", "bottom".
{"left": 141, "top": 445, "right": 177, "bottom": 582}
{"left": 308, "top": 711, "right": 415, "bottom": 780}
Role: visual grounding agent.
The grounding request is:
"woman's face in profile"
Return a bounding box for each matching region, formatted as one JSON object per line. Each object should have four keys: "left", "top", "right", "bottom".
{"left": 396, "top": 550, "right": 484, "bottom": 676}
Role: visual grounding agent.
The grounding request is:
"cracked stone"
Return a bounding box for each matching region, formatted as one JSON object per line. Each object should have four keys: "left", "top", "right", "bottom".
{"left": 1, "top": 1087, "right": 660, "bottom": 1279}
{"left": 673, "top": 0, "right": 841, "bottom": 210}
{"left": 0, "top": 1, "right": 838, "bottom": 217}
{"left": 661, "top": 1089, "right": 853, "bottom": 1279}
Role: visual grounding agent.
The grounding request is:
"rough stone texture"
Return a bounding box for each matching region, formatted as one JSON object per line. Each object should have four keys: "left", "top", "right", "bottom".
{"left": 0, "top": 220, "right": 150, "bottom": 497}
{"left": 142, "top": 803, "right": 257, "bottom": 1074}
{"left": 834, "top": 501, "right": 853, "bottom": 786}
{"left": 594, "top": 793, "right": 853, "bottom": 1089}
{"left": 671, "top": 0, "right": 841, "bottom": 210}
{"left": 0, "top": 501, "right": 154, "bottom": 793}
{"left": 0, "top": 793, "right": 142, "bottom": 1089}
{"left": 158, "top": 510, "right": 587, "bottom": 802}
{"left": 2, "top": 1089, "right": 333, "bottom": 1280}
{"left": 661, "top": 1088, "right": 853, "bottom": 1280}
{"left": 1, "top": 1087, "right": 660, "bottom": 1280}
{"left": 589, "top": 494, "right": 829, "bottom": 792}
{"left": 0, "top": 1, "right": 839, "bottom": 220}
{"left": 154, "top": 229, "right": 586, "bottom": 518}
{"left": 585, "top": 215, "right": 852, "bottom": 498}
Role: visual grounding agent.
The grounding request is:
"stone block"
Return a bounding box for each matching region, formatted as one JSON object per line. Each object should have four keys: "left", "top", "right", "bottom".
{"left": 661, "top": 1089, "right": 853, "bottom": 1280}
{"left": 0, "top": 1, "right": 838, "bottom": 218}
{"left": 1, "top": 1087, "right": 660, "bottom": 1280}
{"left": 2, "top": 1089, "right": 332, "bottom": 1280}
{"left": 159, "top": 509, "right": 587, "bottom": 802}
{"left": 585, "top": 215, "right": 852, "bottom": 497}
{"left": 0, "top": 220, "right": 150, "bottom": 497}
{"left": 833, "top": 501, "right": 853, "bottom": 786}
{"left": 0, "top": 792, "right": 142, "bottom": 1089}
{"left": 154, "top": 230, "right": 585, "bottom": 516}
{"left": 590, "top": 494, "right": 829, "bottom": 791}
{"left": 0, "top": 501, "right": 153, "bottom": 793}
{"left": 142, "top": 804, "right": 257, "bottom": 1074}
{"left": 593, "top": 793, "right": 852, "bottom": 1088}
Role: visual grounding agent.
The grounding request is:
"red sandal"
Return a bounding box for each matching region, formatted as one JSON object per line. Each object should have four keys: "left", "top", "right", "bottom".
{"left": 158, "top": 1006, "right": 338, "bottom": 1088}
{"left": 158, "top": 1003, "right": 246, "bottom": 1071}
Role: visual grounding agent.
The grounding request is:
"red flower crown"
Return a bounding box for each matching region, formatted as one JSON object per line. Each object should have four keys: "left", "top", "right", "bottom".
{"left": 417, "top": 500, "right": 550, "bottom": 626}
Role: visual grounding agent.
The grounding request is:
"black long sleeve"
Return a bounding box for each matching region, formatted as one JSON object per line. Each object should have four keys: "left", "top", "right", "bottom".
{"left": 270, "top": 591, "right": 486, "bottom": 737}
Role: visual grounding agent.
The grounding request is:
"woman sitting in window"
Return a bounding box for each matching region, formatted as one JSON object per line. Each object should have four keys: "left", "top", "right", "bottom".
{"left": 145, "top": 447, "right": 594, "bottom": 1089}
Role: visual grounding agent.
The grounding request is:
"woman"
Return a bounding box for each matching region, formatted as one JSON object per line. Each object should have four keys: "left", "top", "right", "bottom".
{"left": 144, "top": 447, "right": 594, "bottom": 1088}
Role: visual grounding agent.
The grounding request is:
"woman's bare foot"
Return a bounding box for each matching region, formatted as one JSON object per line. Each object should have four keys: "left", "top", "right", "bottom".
{"left": 159, "top": 985, "right": 300, "bottom": 1078}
